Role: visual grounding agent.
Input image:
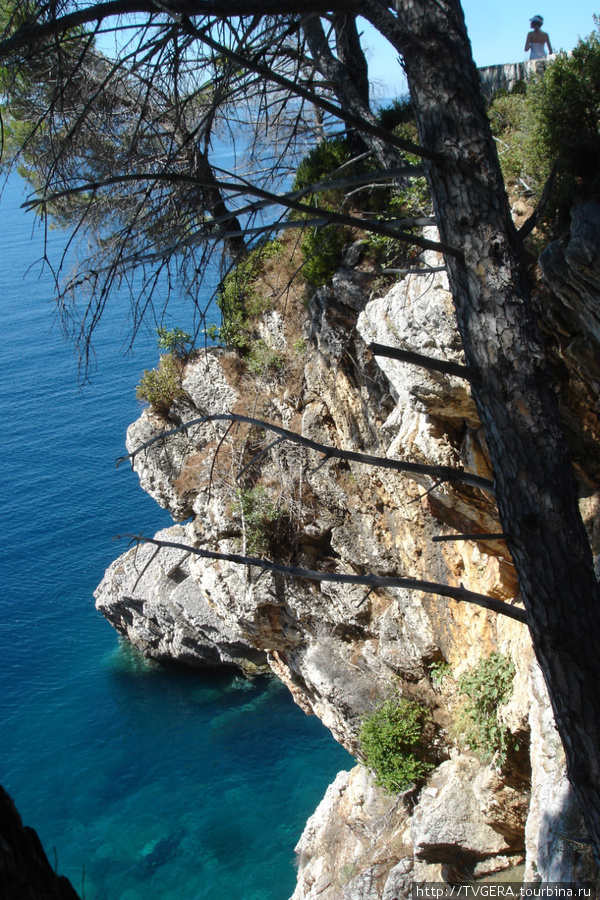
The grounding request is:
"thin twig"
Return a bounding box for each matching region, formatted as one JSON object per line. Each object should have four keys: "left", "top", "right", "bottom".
{"left": 432, "top": 532, "right": 507, "bottom": 543}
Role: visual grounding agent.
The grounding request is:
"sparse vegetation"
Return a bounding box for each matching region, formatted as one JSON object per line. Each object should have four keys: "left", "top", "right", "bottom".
{"left": 246, "top": 339, "right": 285, "bottom": 377}
{"left": 454, "top": 653, "right": 515, "bottom": 766}
{"left": 429, "top": 660, "right": 451, "bottom": 687}
{"left": 136, "top": 353, "right": 187, "bottom": 417}
{"left": 359, "top": 695, "right": 433, "bottom": 794}
{"left": 217, "top": 239, "right": 285, "bottom": 349}
{"left": 232, "top": 484, "right": 284, "bottom": 555}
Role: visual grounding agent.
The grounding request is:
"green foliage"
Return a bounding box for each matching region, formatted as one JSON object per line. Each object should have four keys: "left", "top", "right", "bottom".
{"left": 358, "top": 696, "right": 433, "bottom": 793}
{"left": 136, "top": 353, "right": 186, "bottom": 417}
{"left": 488, "top": 22, "right": 600, "bottom": 230}
{"left": 293, "top": 137, "right": 373, "bottom": 287}
{"left": 429, "top": 660, "right": 451, "bottom": 687}
{"left": 300, "top": 224, "right": 350, "bottom": 287}
{"left": 246, "top": 339, "right": 285, "bottom": 377}
{"left": 376, "top": 97, "right": 414, "bottom": 132}
{"left": 292, "top": 123, "right": 432, "bottom": 286}
{"left": 293, "top": 338, "right": 307, "bottom": 355}
{"left": 233, "top": 485, "right": 282, "bottom": 554}
{"left": 530, "top": 22, "right": 600, "bottom": 210}
{"left": 217, "top": 239, "right": 284, "bottom": 349}
{"left": 156, "top": 326, "right": 193, "bottom": 360}
{"left": 455, "top": 653, "right": 515, "bottom": 765}
{"left": 292, "top": 137, "right": 354, "bottom": 194}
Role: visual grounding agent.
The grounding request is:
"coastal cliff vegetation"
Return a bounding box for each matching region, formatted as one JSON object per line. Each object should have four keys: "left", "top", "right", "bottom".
{"left": 3, "top": 2, "right": 600, "bottom": 894}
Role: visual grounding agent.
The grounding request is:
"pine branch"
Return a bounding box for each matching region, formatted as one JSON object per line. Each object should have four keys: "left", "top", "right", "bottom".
{"left": 118, "top": 411, "right": 495, "bottom": 493}
{"left": 119, "top": 533, "right": 528, "bottom": 623}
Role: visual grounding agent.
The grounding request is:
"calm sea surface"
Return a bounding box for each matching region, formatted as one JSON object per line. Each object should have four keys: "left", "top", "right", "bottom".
{"left": 0, "top": 175, "right": 350, "bottom": 900}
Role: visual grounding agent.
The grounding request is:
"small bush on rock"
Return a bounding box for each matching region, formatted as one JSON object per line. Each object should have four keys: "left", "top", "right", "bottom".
{"left": 455, "top": 652, "right": 515, "bottom": 766}
{"left": 359, "top": 696, "right": 433, "bottom": 793}
{"left": 233, "top": 485, "right": 282, "bottom": 555}
{"left": 136, "top": 353, "right": 187, "bottom": 417}
{"left": 156, "top": 326, "right": 193, "bottom": 360}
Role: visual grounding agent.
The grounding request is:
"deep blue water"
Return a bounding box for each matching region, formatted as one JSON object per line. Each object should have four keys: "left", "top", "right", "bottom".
{"left": 0, "top": 175, "right": 350, "bottom": 900}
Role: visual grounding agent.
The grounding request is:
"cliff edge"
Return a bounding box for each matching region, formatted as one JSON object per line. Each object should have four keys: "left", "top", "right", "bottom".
{"left": 95, "top": 205, "right": 600, "bottom": 896}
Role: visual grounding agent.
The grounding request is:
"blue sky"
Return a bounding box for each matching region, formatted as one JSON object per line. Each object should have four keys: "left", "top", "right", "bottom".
{"left": 364, "top": 1, "right": 599, "bottom": 98}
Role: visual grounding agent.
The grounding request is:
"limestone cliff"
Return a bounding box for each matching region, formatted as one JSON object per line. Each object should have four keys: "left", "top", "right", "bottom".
{"left": 95, "top": 205, "right": 600, "bottom": 895}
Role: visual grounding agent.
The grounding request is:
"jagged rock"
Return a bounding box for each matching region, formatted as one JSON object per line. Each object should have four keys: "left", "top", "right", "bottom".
{"left": 332, "top": 267, "right": 372, "bottom": 312}
{"left": 96, "top": 217, "right": 600, "bottom": 890}
{"left": 524, "top": 662, "right": 596, "bottom": 882}
{"left": 410, "top": 757, "right": 512, "bottom": 863}
{"left": 0, "top": 785, "right": 80, "bottom": 900}
{"left": 291, "top": 766, "right": 418, "bottom": 900}
{"left": 258, "top": 309, "right": 287, "bottom": 350}
{"left": 94, "top": 525, "right": 268, "bottom": 674}
{"left": 126, "top": 352, "right": 238, "bottom": 519}
{"left": 538, "top": 201, "right": 600, "bottom": 483}
{"left": 356, "top": 256, "right": 478, "bottom": 428}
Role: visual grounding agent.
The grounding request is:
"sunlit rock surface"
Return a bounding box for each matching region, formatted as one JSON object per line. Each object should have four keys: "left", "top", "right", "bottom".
{"left": 96, "top": 211, "right": 600, "bottom": 892}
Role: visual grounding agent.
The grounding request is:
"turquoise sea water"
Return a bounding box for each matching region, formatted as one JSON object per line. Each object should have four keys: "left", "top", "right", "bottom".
{"left": 0, "top": 175, "right": 350, "bottom": 899}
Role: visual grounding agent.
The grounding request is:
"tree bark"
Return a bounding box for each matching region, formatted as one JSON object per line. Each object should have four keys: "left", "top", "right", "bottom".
{"left": 302, "top": 15, "right": 404, "bottom": 169}
{"left": 362, "top": 0, "right": 600, "bottom": 859}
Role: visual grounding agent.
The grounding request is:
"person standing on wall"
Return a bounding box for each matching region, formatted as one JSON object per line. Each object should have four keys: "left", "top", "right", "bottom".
{"left": 525, "top": 15, "right": 553, "bottom": 59}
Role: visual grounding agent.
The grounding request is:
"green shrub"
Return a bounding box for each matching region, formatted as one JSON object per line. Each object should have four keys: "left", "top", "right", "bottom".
{"left": 533, "top": 23, "right": 600, "bottom": 186}
{"left": 487, "top": 22, "right": 600, "bottom": 230}
{"left": 376, "top": 97, "right": 414, "bottom": 132}
{"left": 156, "top": 326, "right": 193, "bottom": 360}
{"left": 233, "top": 485, "right": 282, "bottom": 554}
{"left": 292, "top": 137, "right": 354, "bottom": 194}
{"left": 293, "top": 137, "right": 376, "bottom": 286}
{"left": 429, "top": 660, "right": 451, "bottom": 687}
{"left": 136, "top": 353, "right": 186, "bottom": 416}
{"left": 455, "top": 652, "right": 515, "bottom": 766}
{"left": 488, "top": 91, "right": 548, "bottom": 196}
{"left": 300, "top": 224, "right": 350, "bottom": 287}
{"left": 217, "top": 239, "right": 284, "bottom": 349}
{"left": 247, "top": 339, "right": 285, "bottom": 377}
{"left": 359, "top": 696, "right": 433, "bottom": 793}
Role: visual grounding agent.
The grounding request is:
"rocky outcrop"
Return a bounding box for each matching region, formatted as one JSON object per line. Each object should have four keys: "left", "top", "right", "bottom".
{"left": 524, "top": 663, "right": 596, "bottom": 882}
{"left": 478, "top": 58, "right": 554, "bottom": 101}
{"left": 96, "top": 525, "right": 269, "bottom": 673}
{"left": 0, "top": 786, "right": 80, "bottom": 900}
{"left": 96, "top": 209, "right": 600, "bottom": 893}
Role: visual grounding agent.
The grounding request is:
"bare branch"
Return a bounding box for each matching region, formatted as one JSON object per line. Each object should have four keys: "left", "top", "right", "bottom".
{"left": 23, "top": 171, "right": 460, "bottom": 258}
{"left": 120, "top": 533, "right": 528, "bottom": 623}
{"left": 118, "top": 411, "right": 495, "bottom": 492}
{"left": 432, "top": 533, "right": 508, "bottom": 542}
{"left": 368, "top": 342, "right": 481, "bottom": 385}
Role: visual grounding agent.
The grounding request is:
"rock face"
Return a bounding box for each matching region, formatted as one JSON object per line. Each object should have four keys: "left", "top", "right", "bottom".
{"left": 0, "top": 786, "right": 80, "bottom": 900}
{"left": 95, "top": 211, "right": 600, "bottom": 894}
{"left": 96, "top": 525, "right": 269, "bottom": 673}
{"left": 538, "top": 201, "right": 600, "bottom": 484}
{"left": 478, "top": 58, "right": 553, "bottom": 100}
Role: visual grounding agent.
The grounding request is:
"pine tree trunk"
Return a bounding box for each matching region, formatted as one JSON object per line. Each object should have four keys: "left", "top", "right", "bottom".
{"left": 364, "top": 0, "right": 600, "bottom": 860}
